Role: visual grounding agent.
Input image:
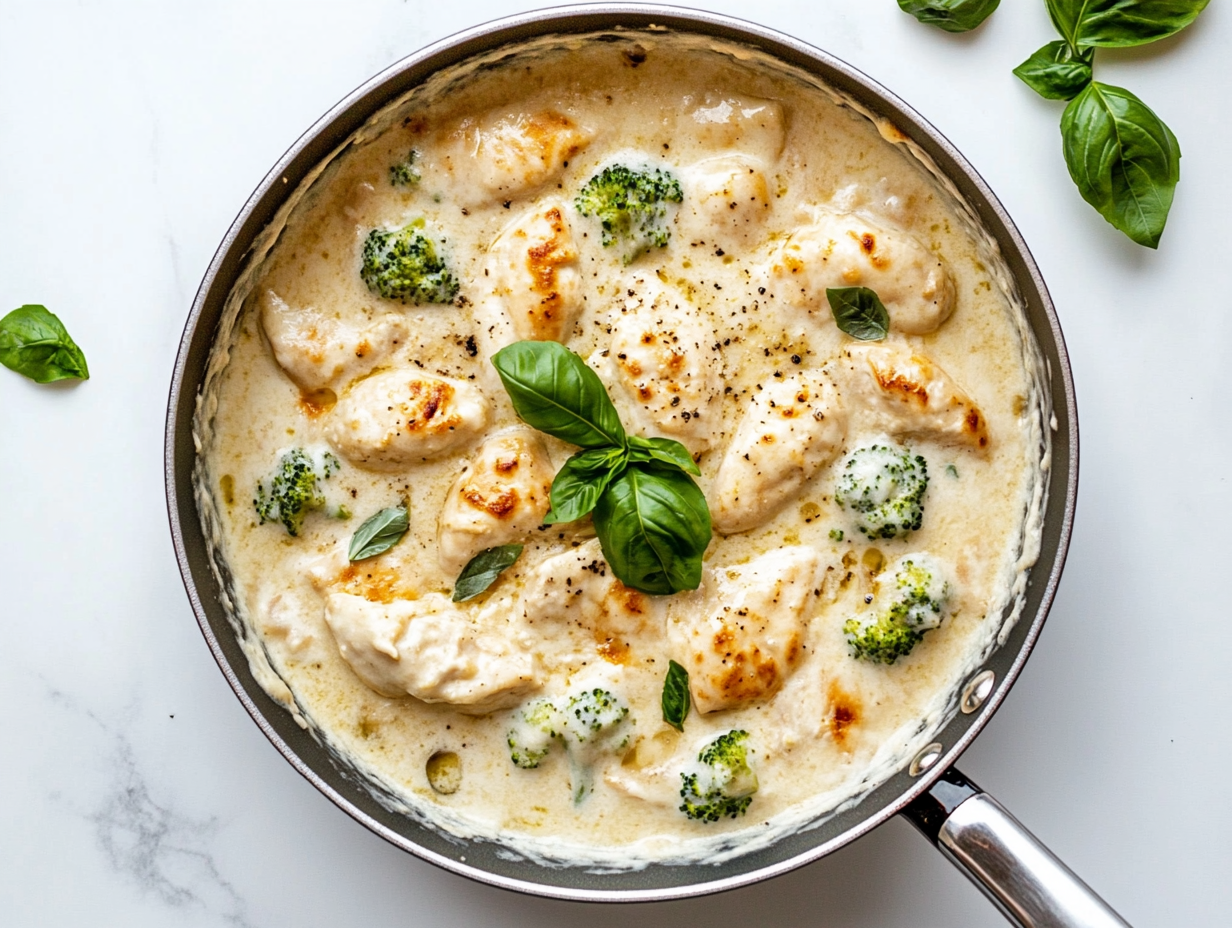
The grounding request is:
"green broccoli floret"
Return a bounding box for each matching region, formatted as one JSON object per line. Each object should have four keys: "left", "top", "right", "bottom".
{"left": 360, "top": 221, "right": 459, "bottom": 304}
{"left": 507, "top": 698, "right": 561, "bottom": 769}
{"left": 679, "top": 730, "right": 758, "bottom": 823}
{"left": 845, "top": 554, "right": 951, "bottom": 664}
{"left": 253, "top": 448, "right": 340, "bottom": 537}
{"left": 835, "top": 443, "right": 929, "bottom": 539}
{"left": 389, "top": 149, "right": 420, "bottom": 187}
{"left": 506, "top": 687, "right": 634, "bottom": 802}
{"left": 574, "top": 164, "right": 683, "bottom": 264}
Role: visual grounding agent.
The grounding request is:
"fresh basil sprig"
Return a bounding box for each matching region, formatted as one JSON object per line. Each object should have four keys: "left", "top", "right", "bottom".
{"left": 0, "top": 305, "right": 90, "bottom": 383}
{"left": 348, "top": 504, "right": 409, "bottom": 561}
{"left": 491, "top": 341, "right": 625, "bottom": 448}
{"left": 453, "top": 544, "right": 524, "bottom": 602}
{"left": 1013, "top": 41, "right": 1094, "bottom": 101}
{"left": 1061, "top": 81, "right": 1181, "bottom": 249}
{"left": 898, "top": 0, "right": 1000, "bottom": 33}
{"left": 661, "top": 660, "right": 691, "bottom": 732}
{"left": 1046, "top": 0, "right": 1208, "bottom": 51}
{"left": 827, "top": 287, "right": 890, "bottom": 341}
{"left": 492, "top": 341, "right": 711, "bottom": 596}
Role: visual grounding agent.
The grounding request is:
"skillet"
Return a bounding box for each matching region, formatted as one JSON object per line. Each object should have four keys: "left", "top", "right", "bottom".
{"left": 164, "top": 6, "right": 1129, "bottom": 925}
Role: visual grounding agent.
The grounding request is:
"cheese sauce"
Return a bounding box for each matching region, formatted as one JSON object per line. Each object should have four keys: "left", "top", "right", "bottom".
{"left": 194, "top": 32, "right": 1047, "bottom": 869}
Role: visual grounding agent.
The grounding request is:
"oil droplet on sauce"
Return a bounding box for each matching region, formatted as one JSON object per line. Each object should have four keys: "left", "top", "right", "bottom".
{"left": 427, "top": 751, "right": 462, "bottom": 794}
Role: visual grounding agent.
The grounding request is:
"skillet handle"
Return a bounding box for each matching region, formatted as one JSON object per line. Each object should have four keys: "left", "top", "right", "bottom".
{"left": 902, "top": 767, "right": 1132, "bottom": 928}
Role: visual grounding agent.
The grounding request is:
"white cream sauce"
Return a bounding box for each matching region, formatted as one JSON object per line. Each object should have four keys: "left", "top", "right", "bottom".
{"left": 193, "top": 31, "right": 1049, "bottom": 870}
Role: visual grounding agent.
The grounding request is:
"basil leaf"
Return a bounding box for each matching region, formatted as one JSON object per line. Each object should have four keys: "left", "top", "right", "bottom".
{"left": 593, "top": 463, "right": 711, "bottom": 595}
{"left": 1061, "top": 81, "right": 1180, "bottom": 248}
{"left": 627, "top": 435, "right": 701, "bottom": 476}
{"left": 1047, "top": 0, "right": 1208, "bottom": 50}
{"left": 1013, "top": 41, "right": 1094, "bottom": 100}
{"left": 348, "top": 504, "right": 409, "bottom": 561}
{"left": 661, "top": 660, "right": 691, "bottom": 731}
{"left": 0, "top": 305, "right": 90, "bottom": 383}
{"left": 545, "top": 446, "right": 628, "bottom": 525}
{"left": 827, "top": 287, "right": 890, "bottom": 341}
{"left": 897, "top": 0, "right": 1000, "bottom": 32}
{"left": 453, "top": 544, "right": 524, "bottom": 602}
{"left": 492, "top": 341, "right": 625, "bottom": 448}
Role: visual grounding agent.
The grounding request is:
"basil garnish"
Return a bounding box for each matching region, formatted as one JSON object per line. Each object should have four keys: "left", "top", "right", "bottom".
{"left": 827, "top": 287, "right": 890, "bottom": 341}
{"left": 348, "top": 504, "right": 409, "bottom": 561}
{"left": 627, "top": 435, "right": 700, "bottom": 476}
{"left": 1014, "top": 41, "right": 1094, "bottom": 101}
{"left": 1062, "top": 81, "right": 1180, "bottom": 249}
{"left": 453, "top": 544, "right": 524, "bottom": 602}
{"left": 492, "top": 341, "right": 625, "bottom": 448}
{"left": 0, "top": 305, "right": 89, "bottom": 383}
{"left": 661, "top": 660, "right": 691, "bottom": 732}
{"left": 1046, "top": 0, "right": 1208, "bottom": 50}
{"left": 492, "top": 340, "right": 711, "bottom": 595}
{"left": 544, "top": 445, "right": 628, "bottom": 525}
{"left": 593, "top": 463, "right": 711, "bottom": 596}
{"left": 898, "top": 0, "right": 1000, "bottom": 33}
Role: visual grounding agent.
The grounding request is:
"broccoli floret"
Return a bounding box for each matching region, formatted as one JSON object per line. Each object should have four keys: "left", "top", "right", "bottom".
{"left": 574, "top": 164, "right": 683, "bottom": 264}
{"left": 253, "top": 448, "right": 340, "bottom": 537}
{"left": 389, "top": 149, "right": 420, "bottom": 187}
{"left": 679, "top": 730, "right": 758, "bottom": 823}
{"left": 835, "top": 443, "right": 928, "bottom": 539}
{"left": 506, "top": 687, "right": 633, "bottom": 802}
{"left": 507, "top": 698, "right": 561, "bottom": 769}
{"left": 845, "top": 554, "right": 951, "bottom": 664}
{"left": 360, "top": 221, "right": 459, "bottom": 304}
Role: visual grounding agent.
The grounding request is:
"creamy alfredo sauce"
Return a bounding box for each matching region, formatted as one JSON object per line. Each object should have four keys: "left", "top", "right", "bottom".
{"left": 194, "top": 31, "right": 1048, "bottom": 869}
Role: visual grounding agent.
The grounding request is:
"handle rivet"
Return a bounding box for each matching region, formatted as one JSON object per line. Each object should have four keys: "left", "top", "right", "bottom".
{"left": 960, "top": 670, "right": 996, "bottom": 714}
{"left": 909, "top": 742, "right": 943, "bottom": 776}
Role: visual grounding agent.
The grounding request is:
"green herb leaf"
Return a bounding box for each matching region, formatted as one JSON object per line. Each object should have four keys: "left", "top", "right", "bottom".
{"left": 827, "top": 287, "right": 890, "bottom": 341}
{"left": 545, "top": 446, "right": 628, "bottom": 525}
{"left": 0, "top": 305, "right": 90, "bottom": 383}
{"left": 492, "top": 341, "right": 626, "bottom": 448}
{"left": 453, "top": 544, "right": 524, "bottom": 602}
{"left": 897, "top": 0, "right": 1000, "bottom": 32}
{"left": 593, "top": 462, "right": 711, "bottom": 595}
{"left": 1061, "top": 81, "right": 1180, "bottom": 248}
{"left": 348, "top": 504, "right": 409, "bottom": 561}
{"left": 661, "top": 660, "right": 691, "bottom": 731}
{"left": 627, "top": 435, "right": 701, "bottom": 476}
{"left": 1047, "top": 0, "right": 1208, "bottom": 50}
{"left": 1013, "top": 40, "right": 1094, "bottom": 100}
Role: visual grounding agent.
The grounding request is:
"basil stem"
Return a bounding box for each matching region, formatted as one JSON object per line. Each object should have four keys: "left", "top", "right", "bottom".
{"left": 0, "top": 305, "right": 89, "bottom": 383}
{"left": 348, "top": 504, "right": 409, "bottom": 561}
{"left": 661, "top": 660, "right": 691, "bottom": 732}
{"left": 827, "top": 287, "right": 890, "bottom": 341}
{"left": 453, "top": 545, "right": 524, "bottom": 602}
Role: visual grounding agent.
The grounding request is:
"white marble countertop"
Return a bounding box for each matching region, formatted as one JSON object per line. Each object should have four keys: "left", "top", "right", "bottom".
{"left": 2, "top": 1, "right": 1229, "bottom": 925}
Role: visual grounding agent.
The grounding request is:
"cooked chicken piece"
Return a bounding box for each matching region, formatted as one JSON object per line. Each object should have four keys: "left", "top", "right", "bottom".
{"left": 520, "top": 539, "right": 665, "bottom": 662}
{"left": 766, "top": 212, "right": 955, "bottom": 334}
{"left": 679, "top": 156, "right": 772, "bottom": 244}
{"left": 606, "top": 285, "right": 722, "bottom": 453}
{"left": 325, "top": 369, "right": 489, "bottom": 470}
{"left": 710, "top": 372, "right": 847, "bottom": 534}
{"left": 688, "top": 95, "right": 785, "bottom": 163}
{"left": 444, "top": 111, "right": 592, "bottom": 204}
{"left": 437, "top": 429, "right": 555, "bottom": 576}
{"left": 670, "top": 547, "right": 822, "bottom": 713}
{"left": 323, "top": 591, "right": 537, "bottom": 713}
{"left": 836, "top": 343, "right": 989, "bottom": 451}
{"left": 260, "top": 290, "right": 406, "bottom": 394}
{"left": 485, "top": 202, "right": 581, "bottom": 344}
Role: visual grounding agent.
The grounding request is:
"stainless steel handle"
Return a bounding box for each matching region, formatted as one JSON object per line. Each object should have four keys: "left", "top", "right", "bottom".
{"left": 904, "top": 767, "right": 1132, "bottom": 928}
